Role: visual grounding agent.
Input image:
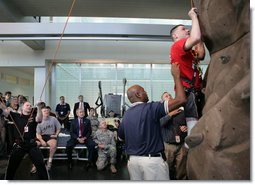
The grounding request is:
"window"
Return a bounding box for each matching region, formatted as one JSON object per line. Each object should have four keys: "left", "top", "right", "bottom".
{"left": 54, "top": 63, "right": 207, "bottom": 117}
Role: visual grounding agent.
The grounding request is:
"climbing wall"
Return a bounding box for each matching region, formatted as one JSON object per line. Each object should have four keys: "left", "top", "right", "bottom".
{"left": 186, "top": 0, "right": 250, "bottom": 179}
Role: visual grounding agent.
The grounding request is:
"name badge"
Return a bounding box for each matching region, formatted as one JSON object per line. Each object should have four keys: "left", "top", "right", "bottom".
{"left": 175, "top": 135, "right": 180, "bottom": 143}
{"left": 24, "top": 126, "right": 29, "bottom": 133}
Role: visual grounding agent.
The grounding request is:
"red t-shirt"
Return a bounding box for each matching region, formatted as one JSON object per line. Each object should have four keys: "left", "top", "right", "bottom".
{"left": 170, "top": 38, "right": 201, "bottom": 89}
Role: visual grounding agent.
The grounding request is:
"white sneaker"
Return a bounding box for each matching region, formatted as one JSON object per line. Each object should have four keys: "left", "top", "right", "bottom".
{"left": 30, "top": 165, "right": 37, "bottom": 174}
{"left": 110, "top": 164, "right": 117, "bottom": 173}
{"left": 47, "top": 161, "right": 52, "bottom": 170}
{"left": 186, "top": 119, "right": 197, "bottom": 136}
{"left": 184, "top": 143, "right": 189, "bottom": 149}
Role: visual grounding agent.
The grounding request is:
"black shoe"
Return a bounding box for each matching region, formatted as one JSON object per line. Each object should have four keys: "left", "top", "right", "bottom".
{"left": 68, "top": 163, "right": 72, "bottom": 170}
{"left": 85, "top": 162, "right": 92, "bottom": 171}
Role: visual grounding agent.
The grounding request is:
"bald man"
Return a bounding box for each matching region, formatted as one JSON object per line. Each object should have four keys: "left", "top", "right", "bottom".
{"left": 118, "top": 63, "right": 186, "bottom": 180}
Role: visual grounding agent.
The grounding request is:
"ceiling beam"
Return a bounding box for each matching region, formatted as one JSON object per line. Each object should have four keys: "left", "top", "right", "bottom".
{"left": 21, "top": 40, "right": 45, "bottom": 50}
{"left": 0, "top": 0, "right": 45, "bottom": 50}
{"left": 0, "top": 22, "right": 191, "bottom": 42}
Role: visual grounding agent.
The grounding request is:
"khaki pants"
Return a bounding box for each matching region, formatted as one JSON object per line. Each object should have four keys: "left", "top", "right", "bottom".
{"left": 96, "top": 145, "right": 117, "bottom": 170}
{"left": 164, "top": 142, "right": 188, "bottom": 180}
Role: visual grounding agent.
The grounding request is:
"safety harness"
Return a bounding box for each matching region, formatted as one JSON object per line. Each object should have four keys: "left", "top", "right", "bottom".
{"left": 181, "top": 49, "right": 202, "bottom": 93}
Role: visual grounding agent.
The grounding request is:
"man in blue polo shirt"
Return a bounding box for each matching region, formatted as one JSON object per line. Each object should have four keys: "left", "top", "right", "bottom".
{"left": 118, "top": 63, "right": 186, "bottom": 180}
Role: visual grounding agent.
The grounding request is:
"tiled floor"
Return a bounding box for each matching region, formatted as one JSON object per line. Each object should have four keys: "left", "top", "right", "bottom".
{"left": 0, "top": 156, "right": 130, "bottom": 180}
{"left": 1, "top": 128, "right": 130, "bottom": 180}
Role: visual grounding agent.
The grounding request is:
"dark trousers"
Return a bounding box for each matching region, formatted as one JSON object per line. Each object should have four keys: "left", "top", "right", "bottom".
{"left": 5, "top": 142, "right": 49, "bottom": 180}
{"left": 195, "top": 91, "right": 205, "bottom": 118}
{"left": 5, "top": 122, "right": 13, "bottom": 155}
{"left": 185, "top": 90, "right": 205, "bottom": 119}
{"left": 58, "top": 117, "right": 70, "bottom": 131}
{"left": 66, "top": 137, "right": 96, "bottom": 163}
{"left": 0, "top": 119, "right": 6, "bottom": 158}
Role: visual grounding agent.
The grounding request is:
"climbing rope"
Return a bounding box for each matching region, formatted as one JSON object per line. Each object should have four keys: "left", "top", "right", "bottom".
{"left": 39, "top": 0, "right": 77, "bottom": 100}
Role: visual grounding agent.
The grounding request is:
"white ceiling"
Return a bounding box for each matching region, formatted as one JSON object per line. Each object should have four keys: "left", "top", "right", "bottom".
{"left": 0, "top": 0, "right": 192, "bottom": 50}
{"left": 0, "top": 1, "right": 199, "bottom": 70}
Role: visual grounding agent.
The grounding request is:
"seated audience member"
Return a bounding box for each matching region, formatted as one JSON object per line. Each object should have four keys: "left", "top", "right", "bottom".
{"left": 105, "top": 110, "right": 120, "bottom": 139}
{"left": 104, "top": 110, "right": 122, "bottom": 160}
{"left": 0, "top": 103, "right": 6, "bottom": 158}
{"left": 4, "top": 91, "right": 12, "bottom": 107}
{"left": 93, "top": 120, "right": 117, "bottom": 173}
{"left": 105, "top": 110, "right": 120, "bottom": 128}
{"left": 46, "top": 106, "right": 57, "bottom": 117}
{"left": 66, "top": 108, "right": 96, "bottom": 170}
{"left": 35, "top": 107, "right": 61, "bottom": 171}
{"left": 87, "top": 107, "right": 99, "bottom": 137}
{"left": 9, "top": 96, "right": 19, "bottom": 112}
{"left": 6, "top": 96, "right": 19, "bottom": 156}
{"left": 17, "top": 95, "right": 26, "bottom": 112}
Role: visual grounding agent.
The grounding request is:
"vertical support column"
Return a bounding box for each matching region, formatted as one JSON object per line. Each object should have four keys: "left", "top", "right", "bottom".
{"left": 34, "top": 67, "right": 46, "bottom": 104}
{"left": 50, "top": 64, "right": 56, "bottom": 109}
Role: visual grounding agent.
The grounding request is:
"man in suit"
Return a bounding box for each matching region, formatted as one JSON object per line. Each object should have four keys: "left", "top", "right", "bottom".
{"left": 66, "top": 108, "right": 96, "bottom": 170}
{"left": 73, "top": 95, "right": 90, "bottom": 118}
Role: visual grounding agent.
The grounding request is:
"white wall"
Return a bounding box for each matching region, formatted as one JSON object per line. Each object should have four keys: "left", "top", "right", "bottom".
{"left": 46, "top": 40, "right": 172, "bottom": 63}
{"left": 0, "top": 40, "right": 210, "bottom": 66}
{"left": 0, "top": 41, "right": 45, "bottom": 67}
{"left": 0, "top": 40, "right": 174, "bottom": 66}
{"left": 0, "top": 68, "right": 34, "bottom": 102}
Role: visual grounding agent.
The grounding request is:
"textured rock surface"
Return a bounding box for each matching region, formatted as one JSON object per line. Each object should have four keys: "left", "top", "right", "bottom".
{"left": 186, "top": 0, "right": 250, "bottom": 180}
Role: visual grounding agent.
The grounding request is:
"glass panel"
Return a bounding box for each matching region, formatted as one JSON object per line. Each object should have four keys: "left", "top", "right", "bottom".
{"left": 152, "top": 64, "right": 172, "bottom": 80}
